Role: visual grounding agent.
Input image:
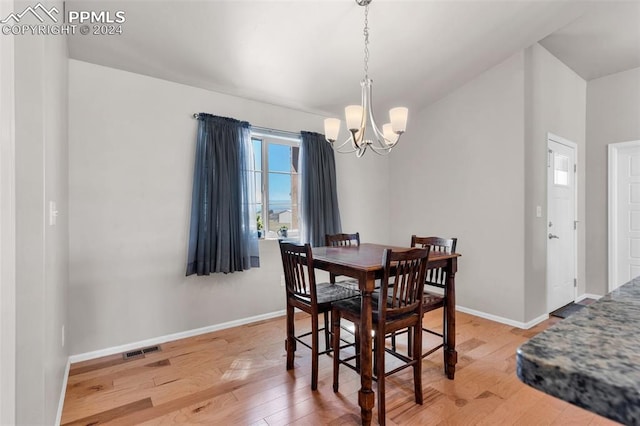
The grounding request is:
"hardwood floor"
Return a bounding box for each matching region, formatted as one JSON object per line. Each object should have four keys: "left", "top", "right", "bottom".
{"left": 61, "top": 311, "right": 619, "bottom": 425}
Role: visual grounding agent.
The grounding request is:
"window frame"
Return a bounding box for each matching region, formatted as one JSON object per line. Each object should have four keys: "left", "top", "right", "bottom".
{"left": 250, "top": 131, "right": 301, "bottom": 239}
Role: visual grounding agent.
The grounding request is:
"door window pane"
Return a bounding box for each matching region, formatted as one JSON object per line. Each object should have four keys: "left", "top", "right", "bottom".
{"left": 554, "top": 153, "right": 569, "bottom": 186}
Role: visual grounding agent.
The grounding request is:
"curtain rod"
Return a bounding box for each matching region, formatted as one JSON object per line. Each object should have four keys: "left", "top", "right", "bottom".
{"left": 192, "top": 113, "right": 302, "bottom": 139}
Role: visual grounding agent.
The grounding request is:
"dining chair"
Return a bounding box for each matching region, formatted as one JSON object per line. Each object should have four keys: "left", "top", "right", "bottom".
{"left": 325, "top": 232, "right": 360, "bottom": 248}
{"left": 407, "top": 235, "right": 458, "bottom": 358}
{"left": 279, "top": 241, "right": 359, "bottom": 391}
{"left": 325, "top": 232, "right": 360, "bottom": 289}
{"left": 331, "top": 247, "right": 430, "bottom": 425}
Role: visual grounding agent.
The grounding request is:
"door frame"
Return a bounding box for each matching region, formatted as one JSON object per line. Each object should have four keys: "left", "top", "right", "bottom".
{"left": 547, "top": 133, "right": 578, "bottom": 311}
{"left": 0, "top": 0, "right": 16, "bottom": 423}
{"left": 608, "top": 140, "right": 640, "bottom": 291}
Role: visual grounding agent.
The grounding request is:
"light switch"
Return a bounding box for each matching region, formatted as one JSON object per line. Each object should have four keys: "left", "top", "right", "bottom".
{"left": 536, "top": 206, "right": 542, "bottom": 218}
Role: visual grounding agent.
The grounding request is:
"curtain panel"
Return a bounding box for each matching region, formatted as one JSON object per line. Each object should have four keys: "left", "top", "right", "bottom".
{"left": 300, "top": 131, "right": 342, "bottom": 247}
{"left": 186, "top": 114, "right": 259, "bottom": 275}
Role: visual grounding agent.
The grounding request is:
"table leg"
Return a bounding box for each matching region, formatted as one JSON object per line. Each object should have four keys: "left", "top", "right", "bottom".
{"left": 358, "top": 282, "right": 375, "bottom": 425}
{"left": 444, "top": 259, "right": 458, "bottom": 379}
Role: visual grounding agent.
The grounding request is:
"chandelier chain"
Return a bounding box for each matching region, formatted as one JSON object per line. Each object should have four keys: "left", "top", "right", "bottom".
{"left": 363, "top": 4, "right": 369, "bottom": 80}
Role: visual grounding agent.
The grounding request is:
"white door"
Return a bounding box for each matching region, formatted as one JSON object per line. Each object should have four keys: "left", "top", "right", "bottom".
{"left": 609, "top": 141, "right": 640, "bottom": 290}
{"left": 547, "top": 135, "right": 577, "bottom": 312}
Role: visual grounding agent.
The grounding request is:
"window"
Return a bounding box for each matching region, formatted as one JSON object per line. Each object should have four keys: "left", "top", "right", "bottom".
{"left": 249, "top": 134, "right": 300, "bottom": 239}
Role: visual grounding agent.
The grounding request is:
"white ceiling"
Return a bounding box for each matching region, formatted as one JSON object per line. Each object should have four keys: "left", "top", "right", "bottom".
{"left": 67, "top": 1, "right": 640, "bottom": 117}
{"left": 539, "top": 1, "right": 640, "bottom": 81}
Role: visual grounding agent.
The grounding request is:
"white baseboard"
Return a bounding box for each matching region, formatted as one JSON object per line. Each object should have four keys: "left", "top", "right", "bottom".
{"left": 521, "top": 313, "right": 550, "bottom": 329}
{"left": 456, "top": 293, "right": 605, "bottom": 330}
{"left": 576, "top": 293, "right": 602, "bottom": 302}
{"left": 55, "top": 359, "right": 70, "bottom": 426}
{"left": 69, "top": 309, "right": 286, "bottom": 364}
{"left": 455, "top": 305, "right": 548, "bottom": 330}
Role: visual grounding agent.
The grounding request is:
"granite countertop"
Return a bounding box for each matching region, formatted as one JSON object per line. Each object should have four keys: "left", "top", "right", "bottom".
{"left": 516, "top": 277, "right": 640, "bottom": 425}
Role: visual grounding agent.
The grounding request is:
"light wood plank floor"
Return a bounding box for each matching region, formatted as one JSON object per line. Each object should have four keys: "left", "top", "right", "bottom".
{"left": 61, "top": 311, "right": 620, "bottom": 425}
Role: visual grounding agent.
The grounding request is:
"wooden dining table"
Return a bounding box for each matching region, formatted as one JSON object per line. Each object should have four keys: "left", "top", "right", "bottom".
{"left": 311, "top": 243, "right": 460, "bottom": 426}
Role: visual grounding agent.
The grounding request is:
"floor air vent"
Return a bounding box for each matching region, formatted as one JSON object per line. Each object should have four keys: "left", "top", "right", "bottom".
{"left": 142, "top": 345, "right": 160, "bottom": 354}
{"left": 122, "top": 345, "right": 161, "bottom": 360}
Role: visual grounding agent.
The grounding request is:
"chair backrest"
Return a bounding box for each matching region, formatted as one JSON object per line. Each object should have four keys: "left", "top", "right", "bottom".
{"left": 325, "top": 232, "right": 360, "bottom": 247}
{"left": 279, "top": 241, "right": 317, "bottom": 304}
{"left": 325, "top": 233, "right": 360, "bottom": 283}
{"left": 379, "top": 248, "right": 430, "bottom": 320}
{"left": 410, "top": 236, "right": 457, "bottom": 289}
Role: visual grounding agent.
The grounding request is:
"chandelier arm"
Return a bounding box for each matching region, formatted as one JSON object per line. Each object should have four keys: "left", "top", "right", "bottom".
{"left": 368, "top": 144, "right": 392, "bottom": 155}
{"left": 351, "top": 129, "right": 362, "bottom": 149}
{"left": 334, "top": 138, "right": 359, "bottom": 154}
{"left": 354, "top": 79, "right": 369, "bottom": 148}
{"left": 364, "top": 78, "right": 400, "bottom": 149}
{"left": 368, "top": 132, "right": 403, "bottom": 154}
{"left": 387, "top": 132, "right": 402, "bottom": 148}
{"left": 365, "top": 81, "right": 388, "bottom": 148}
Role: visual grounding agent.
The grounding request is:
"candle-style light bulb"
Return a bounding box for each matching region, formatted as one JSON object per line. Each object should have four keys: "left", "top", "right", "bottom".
{"left": 345, "top": 105, "right": 364, "bottom": 131}
{"left": 389, "top": 107, "right": 408, "bottom": 133}
{"left": 324, "top": 118, "right": 341, "bottom": 142}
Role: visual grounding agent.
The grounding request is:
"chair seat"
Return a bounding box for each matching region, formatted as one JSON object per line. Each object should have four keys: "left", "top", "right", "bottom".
{"left": 333, "top": 296, "right": 418, "bottom": 325}
{"left": 423, "top": 290, "right": 445, "bottom": 311}
{"left": 335, "top": 279, "right": 360, "bottom": 291}
{"left": 337, "top": 278, "right": 384, "bottom": 292}
{"left": 332, "top": 296, "right": 363, "bottom": 315}
{"left": 293, "top": 282, "right": 359, "bottom": 306}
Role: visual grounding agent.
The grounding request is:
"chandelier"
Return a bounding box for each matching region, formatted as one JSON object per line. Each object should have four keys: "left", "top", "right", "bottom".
{"left": 324, "top": 0, "right": 408, "bottom": 157}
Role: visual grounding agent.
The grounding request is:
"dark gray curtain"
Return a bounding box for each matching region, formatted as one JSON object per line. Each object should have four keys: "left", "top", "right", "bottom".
{"left": 300, "top": 131, "right": 342, "bottom": 246}
{"left": 186, "top": 114, "right": 259, "bottom": 275}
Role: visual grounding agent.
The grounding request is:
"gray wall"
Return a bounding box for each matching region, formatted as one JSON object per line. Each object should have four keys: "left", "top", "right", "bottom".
{"left": 586, "top": 67, "right": 640, "bottom": 295}
{"left": 387, "top": 44, "right": 588, "bottom": 325}
{"left": 388, "top": 52, "right": 527, "bottom": 322}
{"left": 14, "top": 1, "right": 69, "bottom": 423}
{"left": 68, "top": 60, "right": 389, "bottom": 355}
{"left": 523, "top": 44, "right": 586, "bottom": 321}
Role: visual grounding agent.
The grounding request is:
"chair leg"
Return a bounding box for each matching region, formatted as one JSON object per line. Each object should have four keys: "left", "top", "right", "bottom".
{"left": 413, "top": 322, "right": 423, "bottom": 405}
{"left": 373, "top": 334, "right": 378, "bottom": 376}
{"left": 311, "top": 313, "right": 319, "bottom": 391}
{"left": 355, "top": 324, "right": 361, "bottom": 372}
{"left": 442, "top": 305, "right": 447, "bottom": 366}
{"left": 332, "top": 308, "right": 341, "bottom": 392}
{"left": 376, "top": 328, "right": 386, "bottom": 426}
{"left": 391, "top": 331, "right": 397, "bottom": 351}
{"left": 285, "top": 303, "right": 295, "bottom": 370}
{"left": 407, "top": 326, "right": 413, "bottom": 356}
{"left": 324, "top": 311, "right": 331, "bottom": 351}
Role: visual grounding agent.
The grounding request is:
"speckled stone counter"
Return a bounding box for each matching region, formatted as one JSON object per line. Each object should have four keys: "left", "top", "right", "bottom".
{"left": 517, "top": 277, "right": 640, "bottom": 425}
